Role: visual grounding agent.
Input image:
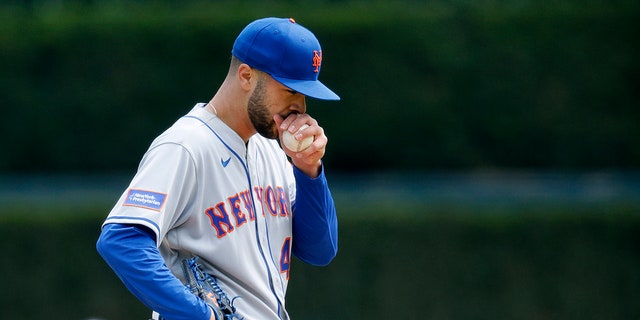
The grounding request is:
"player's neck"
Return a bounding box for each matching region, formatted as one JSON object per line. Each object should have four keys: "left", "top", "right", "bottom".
{"left": 205, "top": 102, "right": 218, "bottom": 116}
{"left": 208, "top": 96, "right": 256, "bottom": 143}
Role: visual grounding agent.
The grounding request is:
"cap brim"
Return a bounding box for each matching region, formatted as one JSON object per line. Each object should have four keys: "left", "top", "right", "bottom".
{"left": 272, "top": 76, "right": 340, "bottom": 101}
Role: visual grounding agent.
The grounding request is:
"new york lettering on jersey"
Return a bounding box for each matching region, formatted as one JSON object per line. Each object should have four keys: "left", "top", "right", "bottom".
{"left": 205, "top": 185, "right": 291, "bottom": 238}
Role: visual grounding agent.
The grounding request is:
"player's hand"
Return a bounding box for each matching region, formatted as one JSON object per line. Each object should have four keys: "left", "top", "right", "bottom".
{"left": 274, "top": 113, "right": 326, "bottom": 178}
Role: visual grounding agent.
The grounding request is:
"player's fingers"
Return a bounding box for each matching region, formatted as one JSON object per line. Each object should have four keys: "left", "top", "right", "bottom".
{"left": 278, "top": 114, "right": 299, "bottom": 133}
{"left": 281, "top": 113, "right": 318, "bottom": 134}
{"left": 296, "top": 133, "right": 327, "bottom": 158}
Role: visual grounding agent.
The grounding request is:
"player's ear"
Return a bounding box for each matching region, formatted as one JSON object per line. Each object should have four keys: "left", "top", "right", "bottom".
{"left": 237, "top": 64, "right": 254, "bottom": 91}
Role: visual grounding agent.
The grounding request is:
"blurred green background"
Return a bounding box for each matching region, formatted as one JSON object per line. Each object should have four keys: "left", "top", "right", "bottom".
{"left": 0, "top": 1, "right": 638, "bottom": 319}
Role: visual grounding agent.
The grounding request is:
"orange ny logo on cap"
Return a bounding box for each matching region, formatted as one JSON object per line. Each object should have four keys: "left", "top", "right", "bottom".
{"left": 313, "top": 50, "right": 322, "bottom": 73}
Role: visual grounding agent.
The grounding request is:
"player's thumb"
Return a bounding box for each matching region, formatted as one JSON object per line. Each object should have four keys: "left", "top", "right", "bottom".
{"left": 273, "top": 114, "right": 285, "bottom": 134}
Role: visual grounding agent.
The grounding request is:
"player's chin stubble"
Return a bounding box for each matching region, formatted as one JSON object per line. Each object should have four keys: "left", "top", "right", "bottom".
{"left": 248, "top": 78, "right": 278, "bottom": 140}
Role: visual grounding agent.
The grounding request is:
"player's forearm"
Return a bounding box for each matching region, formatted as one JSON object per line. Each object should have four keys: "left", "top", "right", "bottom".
{"left": 291, "top": 165, "right": 338, "bottom": 266}
{"left": 96, "top": 223, "right": 211, "bottom": 320}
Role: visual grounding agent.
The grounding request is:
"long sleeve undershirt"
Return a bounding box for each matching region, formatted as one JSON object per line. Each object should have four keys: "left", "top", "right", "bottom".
{"left": 96, "top": 223, "right": 212, "bottom": 320}
{"left": 291, "top": 165, "right": 338, "bottom": 265}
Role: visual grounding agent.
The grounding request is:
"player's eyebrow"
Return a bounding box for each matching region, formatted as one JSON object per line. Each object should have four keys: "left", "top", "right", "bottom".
{"left": 286, "top": 89, "right": 298, "bottom": 95}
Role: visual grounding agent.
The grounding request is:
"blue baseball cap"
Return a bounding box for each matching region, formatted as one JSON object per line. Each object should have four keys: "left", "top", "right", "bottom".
{"left": 232, "top": 17, "right": 340, "bottom": 101}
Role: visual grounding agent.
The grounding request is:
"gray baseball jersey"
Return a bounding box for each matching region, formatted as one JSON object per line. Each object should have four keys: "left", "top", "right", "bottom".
{"left": 104, "top": 103, "right": 296, "bottom": 319}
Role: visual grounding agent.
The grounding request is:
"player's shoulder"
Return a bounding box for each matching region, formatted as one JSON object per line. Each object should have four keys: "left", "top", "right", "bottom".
{"left": 153, "top": 118, "right": 210, "bottom": 148}
{"left": 150, "top": 105, "right": 236, "bottom": 153}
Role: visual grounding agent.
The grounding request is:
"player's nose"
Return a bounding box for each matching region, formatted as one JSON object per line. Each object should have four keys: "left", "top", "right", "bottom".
{"left": 290, "top": 96, "right": 306, "bottom": 114}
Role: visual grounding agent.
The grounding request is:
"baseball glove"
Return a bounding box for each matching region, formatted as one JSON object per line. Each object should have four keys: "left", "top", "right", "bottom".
{"left": 181, "top": 256, "right": 243, "bottom": 320}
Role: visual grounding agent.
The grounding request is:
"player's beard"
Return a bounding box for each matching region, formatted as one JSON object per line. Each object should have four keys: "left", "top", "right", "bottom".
{"left": 248, "top": 77, "right": 278, "bottom": 139}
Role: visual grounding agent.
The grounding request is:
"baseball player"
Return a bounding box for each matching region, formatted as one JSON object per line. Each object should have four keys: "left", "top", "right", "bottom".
{"left": 96, "top": 17, "right": 339, "bottom": 320}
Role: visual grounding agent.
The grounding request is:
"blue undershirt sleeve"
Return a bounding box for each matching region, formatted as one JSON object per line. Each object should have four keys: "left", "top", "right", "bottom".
{"left": 96, "top": 223, "right": 211, "bottom": 320}
{"left": 291, "top": 164, "right": 338, "bottom": 266}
